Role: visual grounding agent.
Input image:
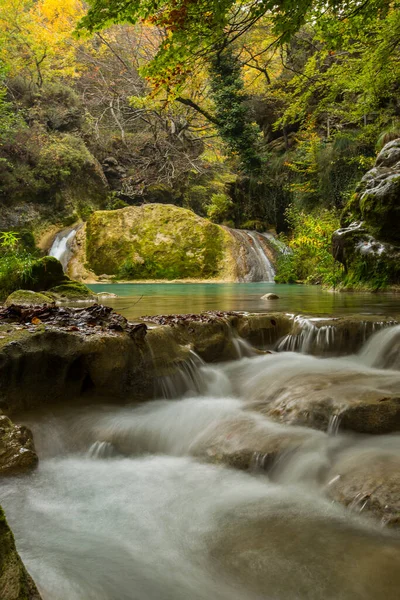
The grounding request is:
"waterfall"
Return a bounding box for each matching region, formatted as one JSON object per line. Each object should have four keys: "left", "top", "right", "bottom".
{"left": 49, "top": 226, "right": 78, "bottom": 272}
{"left": 227, "top": 229, "right": 280, "bottom": 282}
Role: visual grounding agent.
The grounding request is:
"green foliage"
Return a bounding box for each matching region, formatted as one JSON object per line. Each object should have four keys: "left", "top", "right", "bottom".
{"left": 275, "top": 206, "right": 344, "bottom": 286}
{"left": 342, "top": 253, "right": 400, "bottom": 291}
{"left": 209, "top": 49, "right": 262, "bottom": 174}
{"left": 206, "top": 193, "right": 234, "bottom": 223}
{"left": 37, "top": 134, "right": 95, "bottom": 185}
{"left": 0, "top": 231, "right": 38, "bottom": 300}
{"left": 376, "top": 123, "right": 400, "bottom": 152}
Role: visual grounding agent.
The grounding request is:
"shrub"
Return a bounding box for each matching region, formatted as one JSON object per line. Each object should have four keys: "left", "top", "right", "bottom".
{"left": 275, "top": 206, "right": 344, "bottom": 286}
{"left": 206, "top": 193, "right": 234, "bottom": 223}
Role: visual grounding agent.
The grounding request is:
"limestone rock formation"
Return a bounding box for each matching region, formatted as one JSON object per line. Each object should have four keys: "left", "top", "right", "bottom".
{"left": 332, "top": 139, "right": 400, "bottom": 286}
{"left": 65, "top": 203, "right": 281, "bottom": 282}
{"left": 85, "top": 204, "right": 234, "bottom": 279}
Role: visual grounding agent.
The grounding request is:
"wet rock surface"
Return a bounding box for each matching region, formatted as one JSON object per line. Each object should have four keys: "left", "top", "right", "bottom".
{"left": 250, "top": 372, "right": 400, "bottom": 434}
{"left": 0, "top": 506, "right": 42, "bottom": 599}
{"left": 327, "top": 448, "right": 400, "bottom": 528}
{"left": 190, "top": 413, "right": 326, "bottom": 471}
{"left": 0, "top": 414, "right": 38, "bottom": 476}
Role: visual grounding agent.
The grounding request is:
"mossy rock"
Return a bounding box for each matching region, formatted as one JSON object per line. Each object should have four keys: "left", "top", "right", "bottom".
{"left": 0, "top": 506, "right": 42, "bottom": 599}
{"left": 341, "top": 139, "right": 400, "bottom": 244}
{"left": 359, "top": 175, "right": 400, "bottom": 243}
{"left": 49, "top": 281, "right": 96, "bottom": 301}
{"left": 28, "top": 256, "right": 67, "bottom": 291}
{"left": 85, "top": 204, "right": 233, "bottom": 279}
{"left": 4, "top": 290, "right": 55, "bottom": 306}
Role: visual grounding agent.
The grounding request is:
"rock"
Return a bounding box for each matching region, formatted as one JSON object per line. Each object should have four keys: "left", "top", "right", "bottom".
{"left": 327, "top": 443, "right": 400, "bottom": 527}
{"left": 333, "top": 139, "right": 400, "bottom": 286}
{"left": 190, "top": 413, "right": 326, "bottom": 471}
{"left": 0, "top": 506, "right": 42, "bottom": 599}
{"left": 261, "top": 293, "right": 279, "bottom": 299}
{"left": 0, "top": 414, "right": 38, "bottom": 475}
{"left": 49, "top": 281, "right": 97, "bottom": 301}
{"left": 96, "top": 292, "right": 118, "bottom": 298}
{"left": 83, "top": 204, "right": 234, "bottom": 279}
{"left": 28, "top": 256, "right": 67, "bottom": 291}
{"left": 4, "top": 290, "right": 55, "bottom": 306}
{"left": 342, "top": 139, "right": 400, "bottom": 244}
{"left": 250, "top": 369, "right": 400, "bottom": 434}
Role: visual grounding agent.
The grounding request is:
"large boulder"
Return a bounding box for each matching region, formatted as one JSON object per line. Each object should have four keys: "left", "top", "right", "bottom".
{"left": 0, "top": 414, "right": 38, "bottom": 475}
{"left": 84, "top": 204, "right": 234, "bottom": 279}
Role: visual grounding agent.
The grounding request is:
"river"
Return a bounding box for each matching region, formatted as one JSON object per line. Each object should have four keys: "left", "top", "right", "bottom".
{"left": 1, "top": 322, "right": 400, "bottom": 599}
{"left": 88, "top": 282, "right": 400, "bottom": 320}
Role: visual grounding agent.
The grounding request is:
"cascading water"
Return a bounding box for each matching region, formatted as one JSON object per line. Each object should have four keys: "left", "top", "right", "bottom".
{"left": 275, "top": 314, "right": 394, "bottom": 355}
{"left": 2, "top": 325, "right": 400, "bottom": 599}
{"left": 49, "top": 226, "right": 79, "bottom": 271}
{"left": 227, "top": 228, "right": 280, "bottom": 282}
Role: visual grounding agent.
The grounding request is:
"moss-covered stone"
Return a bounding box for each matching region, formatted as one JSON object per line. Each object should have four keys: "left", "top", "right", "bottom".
{"left": 0, "top": 506, "right": 42, "bottom": 599}
{"left": 334, "top": 139, "right": 400, "bottom": 287}
{"left": 49, "top": 281, "right": 96, "bottom": 301}
{"left": 4, "top": 290, "right": 55, "bottom": 306}
{"left": 28, "top": 256, "right": 67, "bottom": 291}
{"left": 341, "top": 139, "right": 400, "bottom": 244}
{"left": 85, "top": 204, "right": 234, "bottom": 279}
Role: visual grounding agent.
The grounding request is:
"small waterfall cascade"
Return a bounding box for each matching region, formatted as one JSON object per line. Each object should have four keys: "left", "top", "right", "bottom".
{"left": 49, "top": 226, "right": 79, "bottom": 272}
{"left": 275, "top": 315, "right": 395, "bottom": 356}
{"left": 3, "top": 325, "right": 400, "bottom": 599}
{"left": 359, "top": 324, "right": 400, "bottom": 370}
{"left": 259, "top": 231, "right": 291, "bottom": 255}
{"left": 228, "top": 228, "right": 282, "bottom": 282}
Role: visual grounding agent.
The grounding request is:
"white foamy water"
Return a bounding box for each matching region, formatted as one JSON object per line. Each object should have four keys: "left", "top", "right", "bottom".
{"left": 2, "top": 325, "right": 400, "bottom": 599}
{"left": 49, "top": 227, "right": 78, "bottom": 271}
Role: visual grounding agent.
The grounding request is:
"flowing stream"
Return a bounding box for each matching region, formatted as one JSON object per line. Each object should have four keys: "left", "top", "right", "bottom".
{"left": 1, "top": 325, "right": 400, "bottom": 599}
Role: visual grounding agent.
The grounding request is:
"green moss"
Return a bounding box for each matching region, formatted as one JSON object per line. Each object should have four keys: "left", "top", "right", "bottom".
{"left": 86, "top": 204, "right": 232, "bottom": 279}
{"left": 4, "top": 289, "right": 55, "bottom": 306}
{"left": 342, "top": 252, "right": 400, "bottom": 290}
{"left": 50, "top": 281, "right": 95, "bottom": 300}
{"left": 359, "top": 177, "right": 400, "bottom": 243}
{"left": 28, "top": 256, "right": 67, "bottom": 291}
{"left": 340, "top": 192, "right": 362, "bottom": 226}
